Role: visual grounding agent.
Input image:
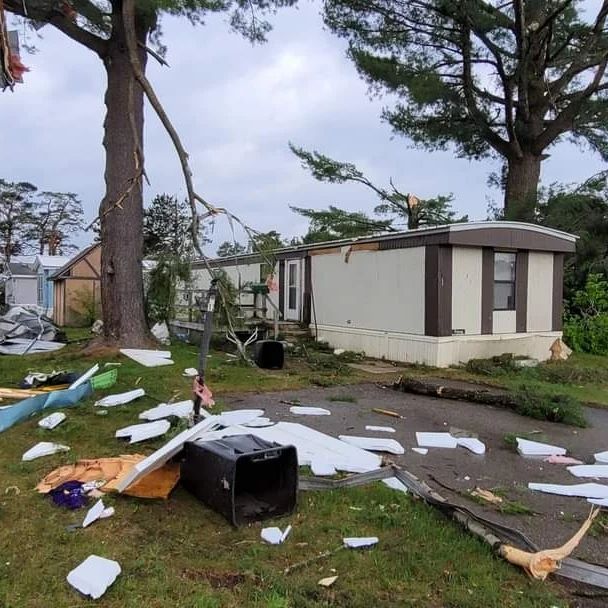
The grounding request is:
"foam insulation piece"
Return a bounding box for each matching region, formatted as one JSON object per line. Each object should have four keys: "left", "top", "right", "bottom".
{"left": 343, "top": 537, "right": 379, "bottom": 549}
{"left": 217, "top": 409, "right": 264, "bottom": 427}
{"left": 82, "top": 499, "right": 106, "bottom": 528}
{"left": 119, "top": 349, "right": 174, "bottom": 367}
{"left": 457, "top": 437, "right": 486, "bottom": 455}
{"left": 416, "top": 432, "right": 458, "bottom": 449}
{"left": 311, "top": 458, "right": 337, "bottom": 476}
{"left": 289, "top": 406, "right": 331, "bottom": 416}
{"left": 595, "top": 451, "right": 608, "bottom": 464}
{"left": 338, "top": 435, "right": 405, "bottom": 455}
{"left": 139, "top": 400, "right": 193, "bottom": 421}
{"left": 38, "top": 412, "right": 66, "bottom": 430}
{"left": 528, "top": 482, "right": 608, "bottom": 499}
{"left": 383, "top": 477, "right": 408, "bottom": 494}
{"left": 195, "top": 421, "right": 381, "bottom": 474}
{"left": 568, "top": 465, "right": 608, "bottom": 478}
{"left": 95, "top": 389, "right": 145, "bottom": 408}
{"left": 365, "top": 425, "right": 395, "bottom": 433}
{"left": 517, "top": 438, "right": 566, "bottom": 457}
{"left": 115, "top": 420, "right": 171, "bottom": 444}
{"left": 66, "top": 555, "right": 121, "bottom": 599}
{"left": 243, "top": 417, "right": 274, "bottom": 428}
{"left": 22, "top": 441, "right": 69, "bottom": 461}
{"left": 69, "top": 364, "right": 99, "bottom": 390}
{"left": 412, "top": 448, "right": 428, "bottom": 455}
{"left": 261, "top": 525, "right": 292, "bottom": 545}
{"left": 115, "top": 416, "right": 220, "bottom": 492}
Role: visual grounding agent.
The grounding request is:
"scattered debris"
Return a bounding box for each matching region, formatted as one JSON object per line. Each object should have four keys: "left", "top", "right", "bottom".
{"left": 471, "top": 488, "right": 503, "bottom": 505}
{"left": 311, "top": 458, "right": 337, "bottom": 476}
{"left": 318, "top": 575, "right": 338, "bottom": 587}
{"left": 4, "top": 485, "right": 20, "bottom": 495}
{"left": 343, "top": 537, "right": 379, "bottom": 549}
{"left": 37, "top": 455, "right": 181, "bottom": 499}
{"left": 365, "top": 425, "right": 395, "bottom": 433}
{"left": 115, "top": 420, "right": 171, "bottom": 444}
{"left": 456, "top": 437, "right": 486, "bottom": 455}
{"left": 242, "top": 417, "right": 274, "bottom": 428}
{"left": 94, "top": 388, "right": 145, "bottom": 408}
{"left": 528, "top": 482, "right": 608, "bottom": 499}
{"left": 544, "top": 455, "right": 583, "bottom": 465}
{"left": 82, "top": 499, "right": 107, "bottom": 528}
{"left": 119, "top": 348, "right": 174, "bottom": 367}
{"left": 333, "top": 348, "right": 345, "bottom": 356}
{"left": 517, "top": 438, "right": 567, "bottom": 457}
{"left": 338, "top": 435, "right": 405, "bottom": 455}
{"left": 49, "top": 481, "right": 88, "bottom": 509}
{"left": 416, "top": 432, "right": 458, "bottom": 449}
{"left": 151, "top": 322, "right": 170, "bottom": 344}
{"left": 69, "top": 364, "right": 100, "bottom": 390}
{"left": 183, "top": 367, "right": 198, "bottom": 377}
{"left": 411, "top": 448, "right": 428, "bottom": 455}
{"left": 217, "top": 409, "right": 265, "bottom": 426}
{"left": 289, "top": 406, "right": 331, "bottom": 416}
{"left": 261, "top": 525, "right": 292, "bottom": 545}
{"left": 0, "top": 338, "right": 65, "bottom": 355}
{"left": 549, "top": 338, "right": 572, "bottom": 362}
{"left": 21, "top": 370, "right": 78, "bottom": 389}
{"left": 568, "top": 465, "right": 608, "bottom": 478}
{"left": 371, "top": 407, "right": 404, "bottom": 419}
{"left": 500, "top": 509, "right": 598, "bottom": 580}
{"left": 139, "top": 400, "right": 193, "bottom": 421}
{"left": 66, "top": 555, "right": 121, "bottom": 600}
{"left": 38, "top": 412, "right": 66, "bottom": 430}
{"left": 22, "top": 441, "right": 69, "bottom": 461}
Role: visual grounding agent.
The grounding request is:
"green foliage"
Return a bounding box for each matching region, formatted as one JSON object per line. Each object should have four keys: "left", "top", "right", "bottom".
{"left": 563, "top": 273, "right": 608, "bottom": 355}
{"left": 146, "top": 255, "right": 191, "bottom": 322}
{"left": 70, "top": 287, "right": 101, "bottom": 326}
{"left": 211, "top": 268, "right": 240, "bottom": 329}
{"left": 322, "top": 0, "right": 608, "bottom": 215}
{"left": 537, "top": 173, "right": 608, "bottom": 299}
{"left": 290, "top": 144, "right": 465, "bottom": 231}
{"left": 291, "top": 205, "right": 391, "bottom": 242}
{"left": 465, "top": 353, "right": 520, "bottom": 376}
{"left": 510, "top": 387, "right": 586, "bottom": 427}
{"left": 0, "top": 179, "right": 37, "bottom": 260}
{"left": 216, "top": 241, "right": 247, "bottom": 257}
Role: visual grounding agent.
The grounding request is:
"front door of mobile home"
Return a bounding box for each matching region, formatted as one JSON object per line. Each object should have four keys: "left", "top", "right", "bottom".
{"left": 284, "top": 260, "right": 300, "bottom": 321}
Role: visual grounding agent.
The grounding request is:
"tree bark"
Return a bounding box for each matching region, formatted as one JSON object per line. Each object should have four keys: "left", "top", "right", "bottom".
{"left": 503, "top": 154, "right": 542, "bottom": 222}
{"left": 99, "top": 6, "right": 151, "bottom": 346}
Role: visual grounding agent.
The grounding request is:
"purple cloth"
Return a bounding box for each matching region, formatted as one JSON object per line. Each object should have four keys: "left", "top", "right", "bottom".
{"left": 49, "top": 481, "right": 88, "bottom": 510}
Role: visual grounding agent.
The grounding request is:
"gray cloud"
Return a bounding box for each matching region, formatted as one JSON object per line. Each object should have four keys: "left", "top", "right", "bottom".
{"left": 1, "top": 2, "right": 605, "bottom": 255}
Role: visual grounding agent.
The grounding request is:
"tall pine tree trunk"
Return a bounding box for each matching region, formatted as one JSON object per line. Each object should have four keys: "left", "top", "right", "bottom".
{"left": 99, "top": 8, "right": 151, "bottom": 346}
{"left": 503, "top": 153, "right": 542, "bottom": 222}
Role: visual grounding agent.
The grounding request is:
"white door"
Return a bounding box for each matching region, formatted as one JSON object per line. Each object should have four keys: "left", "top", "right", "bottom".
{"left": 285, "top": 260, "right": 300, "bottom": 321}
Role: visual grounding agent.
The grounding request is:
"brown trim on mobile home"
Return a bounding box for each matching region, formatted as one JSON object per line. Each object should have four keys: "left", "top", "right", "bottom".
{"left": 302, "top": 256, "right": 312, "bottom": 324}
{"left": 552, "top": 253, "right": 564, "bottom": 331}
{"left": 278, "top": 260, "right": 285, "bottom": 317}
{"left": 424, "top": 245, "right": 452, "bottom": 337}
{"left": 515, "top": 251, "right": 529, "bottom": 333}
{"left": 481, "top": 248, "right": 494, "bottom": 335}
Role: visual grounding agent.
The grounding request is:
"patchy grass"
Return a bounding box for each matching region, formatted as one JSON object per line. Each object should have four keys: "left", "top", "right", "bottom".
{"left": 509, "top": 387, "right": 587, "bottom": 427}
{"left": 327, "top": 394, "right": 358, "bottom": 403}
{"left": 0, "top": 337, "right": 571, "bottom": 606}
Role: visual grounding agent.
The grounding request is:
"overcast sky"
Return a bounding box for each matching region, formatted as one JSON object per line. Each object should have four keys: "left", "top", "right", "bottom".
{"left": 1, "top": 1, "right": 605, "bottom": 255}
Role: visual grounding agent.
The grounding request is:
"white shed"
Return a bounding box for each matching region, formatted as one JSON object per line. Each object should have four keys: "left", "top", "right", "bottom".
{"left": 191, "top": 222, "right": 576, "bottom": 367}
{"left": 3, "top": 262, "right": 38, "bottom": 307}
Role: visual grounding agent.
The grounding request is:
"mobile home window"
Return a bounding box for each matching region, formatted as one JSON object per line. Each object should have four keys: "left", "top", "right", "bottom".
{"left": 493, "top": 252, "right": 516, "bottom": 311}
{"left": 288, "top": 263, "right": 297, "bottom": 310}
{"left": 37, "top": 275, "right": 44, "bottom": 305}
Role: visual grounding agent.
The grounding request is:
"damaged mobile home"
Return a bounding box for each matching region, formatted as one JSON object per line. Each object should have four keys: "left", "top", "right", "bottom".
{"left": 190, "top": 221, "right": 576, "bottom": 366}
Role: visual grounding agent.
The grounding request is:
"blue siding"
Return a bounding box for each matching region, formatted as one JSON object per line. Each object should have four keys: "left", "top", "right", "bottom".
{"left": 37, "top": 268, "right": 56, "bottom": 311}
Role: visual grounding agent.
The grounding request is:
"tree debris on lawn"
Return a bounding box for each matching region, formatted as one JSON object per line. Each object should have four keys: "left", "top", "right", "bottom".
{"left": 500, "top": 509, "right": 599, "bottom": 580}
{"left": 471, "top": 488, "right": 503, "bottom": 505}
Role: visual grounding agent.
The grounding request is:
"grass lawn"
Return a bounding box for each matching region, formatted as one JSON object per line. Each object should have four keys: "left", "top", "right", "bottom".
{"left": 407, "top": 352, "right": 608, "bottom": 409}
{"left": 0, "top": 337, "right": 568, "bottom": 607}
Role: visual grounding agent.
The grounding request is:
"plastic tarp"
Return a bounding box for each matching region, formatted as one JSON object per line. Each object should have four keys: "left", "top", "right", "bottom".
{"left": 0, "top": 382, "right": 92, "bottom": 434}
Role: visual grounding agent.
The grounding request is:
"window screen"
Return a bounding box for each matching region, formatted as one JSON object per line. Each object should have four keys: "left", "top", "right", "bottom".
{"left": 493, "top": 252, "right": 516, "bottom": 310}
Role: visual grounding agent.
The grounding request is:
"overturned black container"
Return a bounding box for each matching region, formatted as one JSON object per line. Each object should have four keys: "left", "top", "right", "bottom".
{"left": 254, "top": 340, "right": 285, "bottom": 370}
{"left": 180, "top": 435, "right": 298, "bottom": 526}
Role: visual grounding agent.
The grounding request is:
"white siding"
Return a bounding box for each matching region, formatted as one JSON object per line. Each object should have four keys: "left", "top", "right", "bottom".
{"left": 6, "top": 277, "right": 37, "bottom": 307}
{"left": 527, "top": 252, "right": 554, "bottom": 332}
{"left": 493, "top": 310, "right": 516, "bottom": 334}
{"left": 451, "top": 247, "right": 482, "bottom": 335}
{"left": 311, "top": 246, "right": 425, "bottom": 335}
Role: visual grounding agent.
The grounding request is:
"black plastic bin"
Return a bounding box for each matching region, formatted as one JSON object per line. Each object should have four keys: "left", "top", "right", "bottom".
{"left": 180, "top": 435, "right": 298, "bottom": 526}
{"left": 254, "top": 340, "right": 285, "bottom": 369}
